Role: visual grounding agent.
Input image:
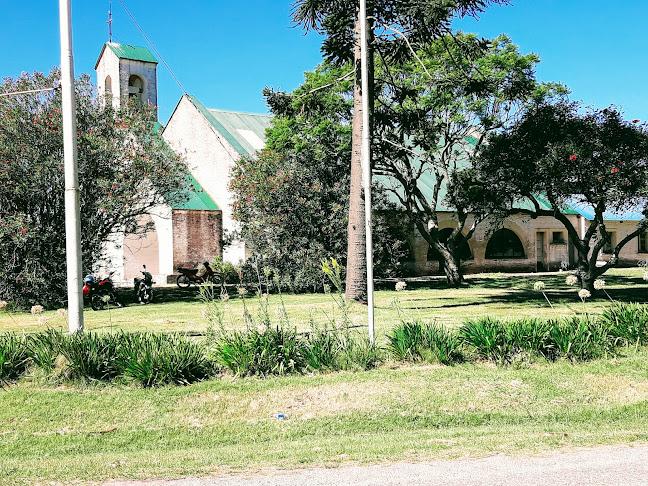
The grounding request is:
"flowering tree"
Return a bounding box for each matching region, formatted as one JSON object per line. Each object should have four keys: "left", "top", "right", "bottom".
{"left": 476, "top": 101, "right": 648, "bottom": 291}
{"left": 0, "top": 70, "right": 189, "bottom": 307}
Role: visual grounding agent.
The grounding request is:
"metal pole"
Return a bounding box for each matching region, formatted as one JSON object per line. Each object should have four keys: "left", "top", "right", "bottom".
{"left": 59, "top": 0, "right": 84, "bottom": 333}
{"left": 359, "top": 0, "right": 375, "bottom": 343}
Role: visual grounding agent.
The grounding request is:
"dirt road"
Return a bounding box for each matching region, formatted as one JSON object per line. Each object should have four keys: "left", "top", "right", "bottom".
{"left": 105, "top": 443, "right": 648, "bottom": 485}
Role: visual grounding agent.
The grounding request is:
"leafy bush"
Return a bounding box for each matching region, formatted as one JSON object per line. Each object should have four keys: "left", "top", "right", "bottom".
{"left": 600, "top": 303, "right": 648, "bottom": 346}
{"left": 386, "top": 320, "right": 461, "bottom": 365}
{"left": 334, "top": 333, "right": 382, "bottom": 371}
{"left": 505, "top": 318, "right": 553, "bottom": 359}
{"left": 56, "top": 332, "right": 122, "bottom": 381}
{"left": 547, "top": 316, "right": 613, "bottom": 361}
{"left": 302, "top": 326, "right": 339, "bottom": 371}
{"left": 210, "top": 325, "right": 305, "bottom": 377}
{"left": 0, "top": 334, "right": 29, "bottom": 383}
{"left": 387, "top": 321, "right": 424, "bottom": 361}
{"left": 420, "top": 323, "right": 462, "bottom": 365}
{"left": 117, "top": 333, "right": 210, "bottom": 387}
{"left": 26, "top": 330, "right": 61, "bottom": 374}
{"left": 459, "top": 317, "right": 513, "bottom": 364}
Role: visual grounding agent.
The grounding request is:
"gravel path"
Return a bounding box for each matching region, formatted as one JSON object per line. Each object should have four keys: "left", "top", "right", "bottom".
{"left": 105, "top": 443, "right": 648, "bottom": 485}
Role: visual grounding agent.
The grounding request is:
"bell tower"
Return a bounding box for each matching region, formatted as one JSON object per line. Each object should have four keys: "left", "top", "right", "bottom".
{"left": 95, "top": 42, "right": 159, "bottom": 119}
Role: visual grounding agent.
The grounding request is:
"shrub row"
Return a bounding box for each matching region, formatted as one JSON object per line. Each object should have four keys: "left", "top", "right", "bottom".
{"left": 209, "top": 325, "right": 380, "bottom": 377}
{"left": 2, "top": 303, "right": 648, "bottom": 384}
{"left": 0, "top": 330, "right": 211, "bottom": 386}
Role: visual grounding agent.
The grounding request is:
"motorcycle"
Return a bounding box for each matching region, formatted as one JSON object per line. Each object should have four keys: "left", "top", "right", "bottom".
{"left": 134, "top": 265, "right": 153, "bottom": 304}
{"left": 83, "top": 273, "right": 122, "bottom": 311}
{"left": 176, "top": 261, "right": 218, "bottom": 288}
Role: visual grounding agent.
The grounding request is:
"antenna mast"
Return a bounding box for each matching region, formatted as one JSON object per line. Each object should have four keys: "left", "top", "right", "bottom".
{"left": 107, "top": 0, "right": 113, "bottom": 42}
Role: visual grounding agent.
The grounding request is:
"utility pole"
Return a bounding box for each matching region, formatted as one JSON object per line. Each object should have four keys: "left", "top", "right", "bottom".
{"left": 59, "top": 0, "right": 84, "bottom": 333}
{"left": 359, "top": 0, "right": 375, "bottom": 343}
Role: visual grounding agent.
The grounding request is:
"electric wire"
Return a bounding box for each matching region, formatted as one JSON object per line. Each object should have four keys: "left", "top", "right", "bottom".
{"left": 117, "top": 0, "right": 187, "bottom": 95}
{"left": 0, "top": 87, "right": 59, "bottom": 98}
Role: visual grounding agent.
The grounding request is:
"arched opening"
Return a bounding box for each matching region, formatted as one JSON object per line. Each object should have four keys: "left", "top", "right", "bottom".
{"left": 427, "top": 228, "right": 473, "bottom": 272}
{"left": 105, "top": 75, "right": 112, "bottom": 97}
{"left": 128, "top": 75, "right": 144, "bottom": 102}
{"left": 485, "top": 228, "right": 526, "bottom": 259}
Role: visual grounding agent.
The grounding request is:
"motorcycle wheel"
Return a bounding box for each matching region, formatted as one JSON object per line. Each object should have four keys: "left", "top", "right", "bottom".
{"left": 139, "top": 287, "right": 153, "bottom": 304}
{"left": 91, "top": 294, "right": 105, "bottom": 311}
{"left": 176, "top": 274, "right": 191, "bottom": 288}
{"left": 110, "top": 292, "right": 123, "bottom": 307}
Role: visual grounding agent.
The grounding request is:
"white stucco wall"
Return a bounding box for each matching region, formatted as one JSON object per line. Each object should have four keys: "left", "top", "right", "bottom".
{"left": 149, "top": 203, "right": 174, "bottom": 281}
{"left": 96, "top": 45, "right": 158, "bottom": 116}
{"left": 163, "top": 96, "right": 245, "bottom": 263}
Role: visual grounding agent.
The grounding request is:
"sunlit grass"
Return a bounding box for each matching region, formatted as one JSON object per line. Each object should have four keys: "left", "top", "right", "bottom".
{"left": 1, "top": 268, "right": 646, "bottom": 336}
{"left": 3, "top": 351, "right": 648, "bottom": 483}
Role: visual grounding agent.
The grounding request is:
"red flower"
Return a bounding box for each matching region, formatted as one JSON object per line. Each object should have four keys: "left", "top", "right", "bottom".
{"left": 569, "top": 155, "right": 578, "bottom": 161}
{"left": 611, "top": 167, "right": 618, "bottom": 173}
{"left": 597, "top": 177, "right": 602, "bottom": 181}
{"left": 633, "top": 119, "right": 640, "bottom": 123}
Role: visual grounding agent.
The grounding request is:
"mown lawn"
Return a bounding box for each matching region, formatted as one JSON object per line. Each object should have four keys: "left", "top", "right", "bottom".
{"left": 2, "top": 269, "right": 648, "bottom": 484}
{"left": 1, "top": 268, "right": 647, "bottom": 335}
{"left": 2, "top": 352, "right": 648, "bottom": 484}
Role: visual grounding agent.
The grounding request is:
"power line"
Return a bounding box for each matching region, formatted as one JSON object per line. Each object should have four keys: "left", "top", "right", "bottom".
{"left": 0, "top": 87, "right": 59, "bottom": 98}
{"left": 117, "top": 0, "right": 187, "bottom": 95}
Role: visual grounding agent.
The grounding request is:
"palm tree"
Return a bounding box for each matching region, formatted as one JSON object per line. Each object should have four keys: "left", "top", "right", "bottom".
{"left": 291, "top": 0, "right": 505, "bottom": 301}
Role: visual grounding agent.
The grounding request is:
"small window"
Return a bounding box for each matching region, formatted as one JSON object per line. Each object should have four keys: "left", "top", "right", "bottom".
{"left": 105, "top": 75, "right": 112, "bottom": 96}
{"left": 603, "top": 232, "right": 615, "bottom": 254}
{"left": 485, "top": 229, "right": 526, "bottom": 259}
{"left": 552, "top": 231, "right": 565, "bottom": 244}
{"left": 639, "top": 232, "right": 648, "bottom": 253}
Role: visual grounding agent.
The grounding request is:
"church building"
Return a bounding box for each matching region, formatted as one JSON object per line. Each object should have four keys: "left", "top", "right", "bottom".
{"left": 96, "top": 42, "right": 648, "bottom": 283}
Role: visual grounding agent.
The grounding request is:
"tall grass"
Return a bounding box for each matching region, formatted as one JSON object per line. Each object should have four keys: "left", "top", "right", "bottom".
{"left": 117, "top": 333, "right": 210, "bottom": 386}
{"left": 600, "top": 302, "right": 648, "bottom": 346}
{"left": 548, "top": 316, "right": 613, "bottom": 361}
{"left": 0, "top": 333, "right": 29, "bottom": 383}
{"left": 386, "top": 320, "right": 461, "bottom": 365}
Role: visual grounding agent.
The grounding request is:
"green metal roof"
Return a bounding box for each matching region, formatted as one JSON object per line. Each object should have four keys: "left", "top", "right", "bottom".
{"left": 375, "top": 138, "right": 581, "bottom": 216}
{"left": 171, "top": 173, "right": 220, "bottom": 211}
{"left": 101, "top": 43, "right": 158, "bottom": 65}
{"left": 186, "top": 95, "right": 272, "bottom": 155}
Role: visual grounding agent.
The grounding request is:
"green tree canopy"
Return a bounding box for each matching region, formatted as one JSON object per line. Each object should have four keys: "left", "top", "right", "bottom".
{"left": 0, "top": 70, "right": 189, "bottom": 307}
{"left": 230, "top": 65, "right": 407, "bottom": 292}
{"left": 374, "top": 33, "right": 566, "bottom": 286}
{"left": 476, "top": 100, "right": 648, "bottom": 291}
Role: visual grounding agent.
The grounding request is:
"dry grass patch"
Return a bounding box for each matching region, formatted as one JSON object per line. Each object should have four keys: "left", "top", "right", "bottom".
{"left": 173, "top": 380, "right": 396, "bottom": 426}
{"left": 582, "top": 374, "right": 648, "bottom": 404}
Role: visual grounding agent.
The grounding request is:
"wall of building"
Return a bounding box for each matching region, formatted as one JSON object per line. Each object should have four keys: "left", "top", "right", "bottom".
{"left": 172, "top": 209, "right": 222, "bottom": 271}
{"left": 96, "top": 48, "right": 157, "bottom": 117}
{"left": 405, "top": 213, "right": 646, "bottom": 276}
{"left": 163, "top": 97, "right": 245, "bottom": 263}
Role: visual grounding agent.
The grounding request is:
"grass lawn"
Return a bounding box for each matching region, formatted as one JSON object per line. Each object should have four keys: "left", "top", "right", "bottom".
{"left": 3, "top": 268, "right": 648, "bottom": 484}
{"left": 1, "top": 268, "right": 647, "bottom": 336}
{"left": 3, "top": 352, "right": 648, "bottom": 484}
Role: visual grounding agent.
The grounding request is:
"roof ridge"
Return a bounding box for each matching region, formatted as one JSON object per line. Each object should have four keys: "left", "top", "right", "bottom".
{"left": 206, "top": 108, "right": 272, "bottom": 117}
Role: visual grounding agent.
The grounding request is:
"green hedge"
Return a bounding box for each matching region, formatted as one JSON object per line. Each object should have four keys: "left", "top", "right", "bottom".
{"left": 3, "top": 303, "right": 648, "bottom": 384}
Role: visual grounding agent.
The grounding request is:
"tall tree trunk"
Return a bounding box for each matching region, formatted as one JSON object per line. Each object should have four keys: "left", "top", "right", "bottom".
{"left": 345, "top": 12, "right": 373, "bottom": 303}
{"left": 576, "top": 259, "right": 597, "bottom": 293}
{"left": 439, "top": 246, "right": 463, "bottom": 288}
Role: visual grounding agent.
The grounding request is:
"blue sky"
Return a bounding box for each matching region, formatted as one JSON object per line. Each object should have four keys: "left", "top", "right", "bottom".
{"left": 1, "top": 1, "right": 647, "bottom": 124}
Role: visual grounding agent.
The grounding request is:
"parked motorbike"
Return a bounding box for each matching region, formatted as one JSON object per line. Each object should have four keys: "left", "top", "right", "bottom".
{"left": 134, "top": 265, "right": 153, "bottom": 304}
{"left": 176, "top": 261, "right": 218, "bottom": 288}
{"left": 82, "top": 273, "right": 122, "bottom": 311}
